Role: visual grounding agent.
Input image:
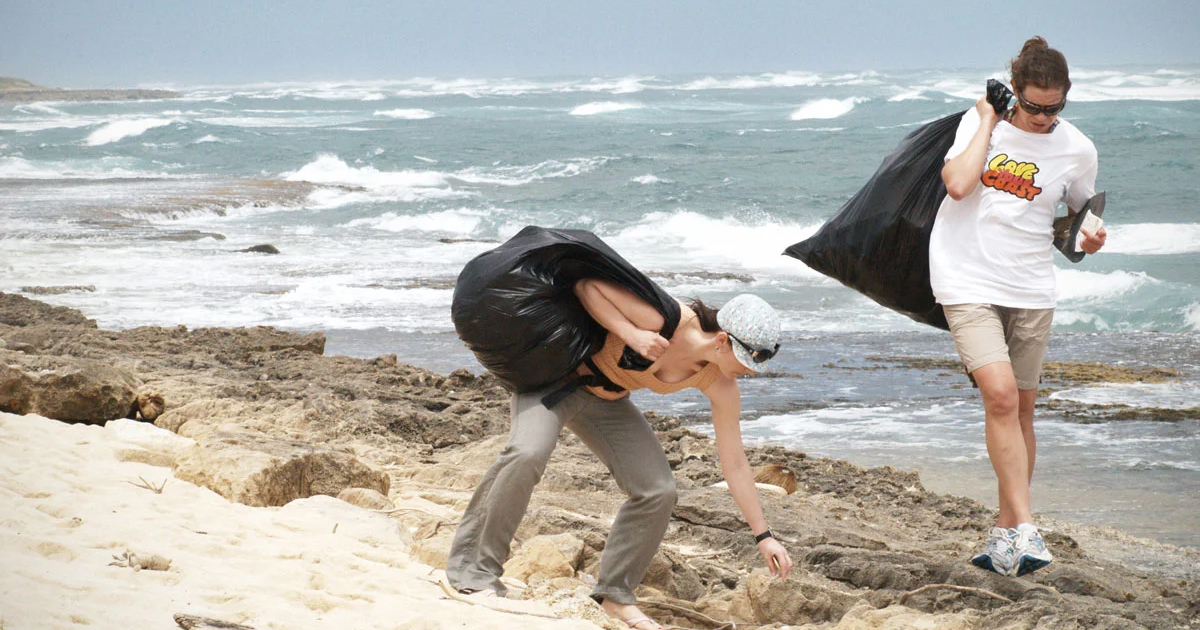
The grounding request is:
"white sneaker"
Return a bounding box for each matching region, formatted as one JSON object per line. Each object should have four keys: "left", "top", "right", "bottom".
{"left": 1012, "top": 523, "right": 1054, "bottom": 577}
{"left": 970, "top": 527, "right": 1017, "bottom": 576}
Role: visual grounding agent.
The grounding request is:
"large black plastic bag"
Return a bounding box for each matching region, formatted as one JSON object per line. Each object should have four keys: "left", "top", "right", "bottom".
{"left": 783, "top": 111, "right": 966, "bottom": 330}
{"left": 785, "top": 82, "right": 1011, "bottom": 330}
{"left": 452, "top": 226, "right": 681, "bottom": 393}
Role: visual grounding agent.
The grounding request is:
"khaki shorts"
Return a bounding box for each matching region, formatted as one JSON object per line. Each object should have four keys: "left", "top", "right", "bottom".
{"left": 942, "top": 303, "right": 1054, "bottom": 390}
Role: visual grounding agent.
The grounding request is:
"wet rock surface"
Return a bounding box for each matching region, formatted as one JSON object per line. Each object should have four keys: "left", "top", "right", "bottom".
{"left": 2, "top": 292, "right": 1197, "bottom": 629}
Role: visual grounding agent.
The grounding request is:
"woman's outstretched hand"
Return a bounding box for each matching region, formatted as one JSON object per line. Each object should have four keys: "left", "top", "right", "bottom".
{"left": 624, "top": 329, "right": 670, "bottom": 362}
{"left": 759, "top": 537, "right": 793, "bottom": 580}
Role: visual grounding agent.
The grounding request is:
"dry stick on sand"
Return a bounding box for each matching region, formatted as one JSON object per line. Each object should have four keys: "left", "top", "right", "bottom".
{"left": 434, "top": 576, "right": 561, "bottom": 619}
{"left": 174, "top": 613, "right": 255, "bottom": 629}
{"left": 126, "top": 476, "right": 168, "bottom": 494}
{"left": 899, "top": 583, "right": 1014, "bottom": 605}
{"left": 373, "top": 506, "right": 444, "bottom": 517}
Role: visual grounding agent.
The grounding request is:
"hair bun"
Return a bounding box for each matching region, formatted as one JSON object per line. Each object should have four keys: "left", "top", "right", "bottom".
{"left": 1010, "top": 36, "right": 1070, "bottom": 93}
{"left": 1021, "top": 36, "right": 1050, "bottom": 55}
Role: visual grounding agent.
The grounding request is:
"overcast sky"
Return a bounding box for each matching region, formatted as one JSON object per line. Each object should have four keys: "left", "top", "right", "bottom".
{"left": 3, "top": 0, "right": 1198, "bottom": 87}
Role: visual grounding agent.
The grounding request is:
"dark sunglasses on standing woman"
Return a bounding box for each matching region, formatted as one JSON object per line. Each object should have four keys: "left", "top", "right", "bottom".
{"left": 1017, "top": 93, "right": 1067, "bottom": 116}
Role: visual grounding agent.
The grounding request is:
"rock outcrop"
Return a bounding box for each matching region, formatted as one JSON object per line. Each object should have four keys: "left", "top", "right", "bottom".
{"left": 2, "top": 292, "right": 1197, "bottom": 630}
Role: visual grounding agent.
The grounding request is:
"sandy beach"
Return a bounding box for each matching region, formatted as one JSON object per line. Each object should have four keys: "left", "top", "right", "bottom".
{"left": 1, "top": 292, "right": 1198, "bottom": 630}
{"left": 0, "top": 412, "right": 602, "bottom": 630}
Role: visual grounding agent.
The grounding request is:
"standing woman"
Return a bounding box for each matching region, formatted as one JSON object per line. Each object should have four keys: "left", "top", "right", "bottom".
{"left": 931, "top": 36, "right": 1107, "bottom": 577}
{"left": 446, "top": 282, "right": 792, "bottom": 630}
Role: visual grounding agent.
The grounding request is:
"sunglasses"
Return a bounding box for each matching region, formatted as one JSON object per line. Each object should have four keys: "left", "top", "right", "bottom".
{"left": 728, "top": 332, "right": 780, "bottom": 364}
{"left": 1017, "top": 94, "right": 1066, "bottom": 117}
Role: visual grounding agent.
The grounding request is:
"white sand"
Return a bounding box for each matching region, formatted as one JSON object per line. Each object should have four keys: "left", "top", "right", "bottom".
{"left": 0, "top": 412, "right": 599, "bottom": 630}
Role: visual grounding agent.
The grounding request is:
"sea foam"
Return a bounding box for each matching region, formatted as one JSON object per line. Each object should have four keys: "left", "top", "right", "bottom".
{"left": 0, "top": 156, "right": 164, "bottom": 180}
{"left": 345, "top": 208, "right": 486, "bottom": 234}
{"left": 374, "top": 109, "right": 438, "bottom": 120}
{"left": 86, "top": 118, "right": 176, "bottom": 146}
{"left": 1103, "top": 223, "right": 1200, "bottom": 255}
{"left": 789, "top": 98, "right": 864, "bottom": 120}
{"left": 605, "top": 211, "right": 824, "bottom": 278}
{"left": 1055, "top": 269, "right": 1157, "bottom": 302}
{"left": 570, "top": 101, "right": 643, "bottom": 116}
{"left": 282, "top": 155, "right": 466, "bottom": 207}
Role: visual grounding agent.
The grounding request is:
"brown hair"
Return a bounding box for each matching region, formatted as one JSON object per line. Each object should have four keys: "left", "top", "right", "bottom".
{"left": 754, "top": 464, "right": 798, "bottom": 495}
{"left": 688, "top": 298, "right": 722, "bottom": 333}
{"left": 1010, "top": 36, "right": 1071, "bottom": 95}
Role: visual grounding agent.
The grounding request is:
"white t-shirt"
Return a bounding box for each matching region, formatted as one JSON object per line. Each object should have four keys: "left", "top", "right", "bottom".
{"left": 929, "top": 108, "right": 1098, "bottom": 308}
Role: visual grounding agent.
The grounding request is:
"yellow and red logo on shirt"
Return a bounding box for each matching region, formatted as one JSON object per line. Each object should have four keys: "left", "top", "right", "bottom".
{"left": 981, "top": 153, "right": 1042, "bottom": 201}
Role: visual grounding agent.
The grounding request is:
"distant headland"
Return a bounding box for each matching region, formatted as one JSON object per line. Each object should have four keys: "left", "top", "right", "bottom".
{"left": 0, "top": 77, "right": 178, "bottom": 102}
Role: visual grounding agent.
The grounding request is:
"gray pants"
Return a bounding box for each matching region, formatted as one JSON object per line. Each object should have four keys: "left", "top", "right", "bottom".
{"left": 445, "top": 387, "right": 677, "bottom": 605}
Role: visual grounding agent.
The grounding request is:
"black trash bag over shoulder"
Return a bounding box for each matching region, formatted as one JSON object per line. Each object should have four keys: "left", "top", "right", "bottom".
{"left": 452, "top": 226, "right": 681, "bottom": 393}
{"left": 784, "top": 110, "right": 964, "bottom": 330}
{"left": 784, "top": 82, "right": 1011, "bottom": 331}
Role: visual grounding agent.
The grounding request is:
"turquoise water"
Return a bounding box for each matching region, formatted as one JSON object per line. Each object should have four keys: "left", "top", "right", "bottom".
{"left": 2, "top": 67, "right": 1197, "bottom": 547}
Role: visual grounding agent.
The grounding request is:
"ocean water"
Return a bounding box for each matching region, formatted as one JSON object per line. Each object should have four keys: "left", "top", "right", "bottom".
{"left": 2, "top": 67, "right": 1197, "bottom": 548}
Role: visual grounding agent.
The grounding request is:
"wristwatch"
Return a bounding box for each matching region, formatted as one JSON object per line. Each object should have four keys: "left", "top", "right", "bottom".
{"left": 754, "top": 529, "right": 773, "bottom": 543}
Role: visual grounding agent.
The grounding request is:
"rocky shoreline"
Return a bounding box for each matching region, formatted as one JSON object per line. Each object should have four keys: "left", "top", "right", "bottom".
{"left": 1, "top": 292, "right": 1197, "bottom": 629}
{"left": 0, "top": 77, "right": 178, "bottom": 102}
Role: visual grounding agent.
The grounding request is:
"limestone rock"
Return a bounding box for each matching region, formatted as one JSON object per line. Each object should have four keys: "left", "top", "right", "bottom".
{"left": 410, "top": 533, "right": 454, "bottom": 569}
{"left": 642, "top": 548, "right": 705, "bottom": 601}
{"left": 0, "top": 292, "right": 97, "bottom": 327}
{"left": 155, "top": 399, "right": 311, "bottom": 439}
{"left": 173, "top": 432, "right": 389, "bottom": 507}
{"left": 504, "top": 535, "right": 578, "bottom": 584}
{"left": 337, "top": 487, "right": 394, "bottom": 511}
{"left": 239, "top": 244, "right": 280, "bottom": 254}
{"left": 833, "top": 600, "right": 980, "bottom": 629}
{"left": 0, "top": 354, "right": 139, "bottom": 423}
{"left": 105, "top": 417, "right": 197, "bottom": 468}
{"left": 730, "top": 569, "right": 863, "bottom": 626}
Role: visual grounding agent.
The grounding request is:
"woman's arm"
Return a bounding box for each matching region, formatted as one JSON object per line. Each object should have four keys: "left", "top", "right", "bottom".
{"left": 574, "top": 278, "right": 669, "bottom": 361}
{"left": 942, "top": 97, "right": 1001, "bottom": 200}
{"left": 705, "top": 376, "right": 793, "bottom": 579}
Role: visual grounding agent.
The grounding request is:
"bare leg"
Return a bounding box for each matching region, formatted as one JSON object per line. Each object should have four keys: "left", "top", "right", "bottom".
{"left": 1017, "top": 388, "right": 1038, "bottom": 483}
{"left": 973, "top": 361, "right": 1032, "bottom": 528}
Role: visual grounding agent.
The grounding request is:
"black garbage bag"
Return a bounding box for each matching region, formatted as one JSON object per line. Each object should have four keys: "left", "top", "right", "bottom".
{"left": 452, "top": 225, "right": 681, "bottom": 393}
{"left": 784, "top": 81, "right": 1012, "bottom": 331}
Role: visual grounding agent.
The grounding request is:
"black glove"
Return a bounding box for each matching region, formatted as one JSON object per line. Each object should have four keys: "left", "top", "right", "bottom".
{"left": 987, "top": 79, "right": 1013, "bottom": 115}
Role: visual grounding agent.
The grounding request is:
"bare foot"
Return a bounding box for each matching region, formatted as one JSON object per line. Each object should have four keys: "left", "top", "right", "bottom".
{"left": 601, "top": 599, "right": 662, "bottom": 630}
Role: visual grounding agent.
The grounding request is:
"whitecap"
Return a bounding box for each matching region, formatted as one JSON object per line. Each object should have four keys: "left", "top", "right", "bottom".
{"left": 1054, "top": 268, "right": 1156, "bottom": 302}
{"left": 1102, "top": 223, "right": 1200, "bottom": 255}
{"left": 374, "top": 108, "right": 438, "bottom": 120}
{"left": 13, "top": 103, "right": 67, "bottom": 115}
{"left": 789, "top": 98, "right": 864, "bottom": 120}
{"left": 1053, "top": 310, "right": 1111, "bottom": 331}
{"left": 575, "top": 76, "right": 651, "bottom": 94}
{"left": 453, "top": 157, "right": 611, "bottom": 186}
{"left": 345, "top": 208, "right": 487, "bottom": 234}
{"left": 569, "top": 101, "right": 644, "bottom": 116}
{"left": 604, "top": 210, "right": 825, "bottom": 278}
{"left": 888, "top": 89, "right": 928, "bottom": 102}
{"left": 677, "top": 72, "right": 824, "bottom": 91}
{"left": 85, "top": 118, "right": 176, "bottom": 146}
{"left": 631, "top": 174, "right": 663, "bottom": 184}
{"left": 1185, "top": 303, "right": 1200, "bottom": 332}
{"left": 281, "top": 154, "right": 468, "bottom": 207}
{"left": 0, "top": 155, "right": 167, "bottom": 180}
{"left": 1049, "top": 382, "right": 1200, "bottom": 411}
